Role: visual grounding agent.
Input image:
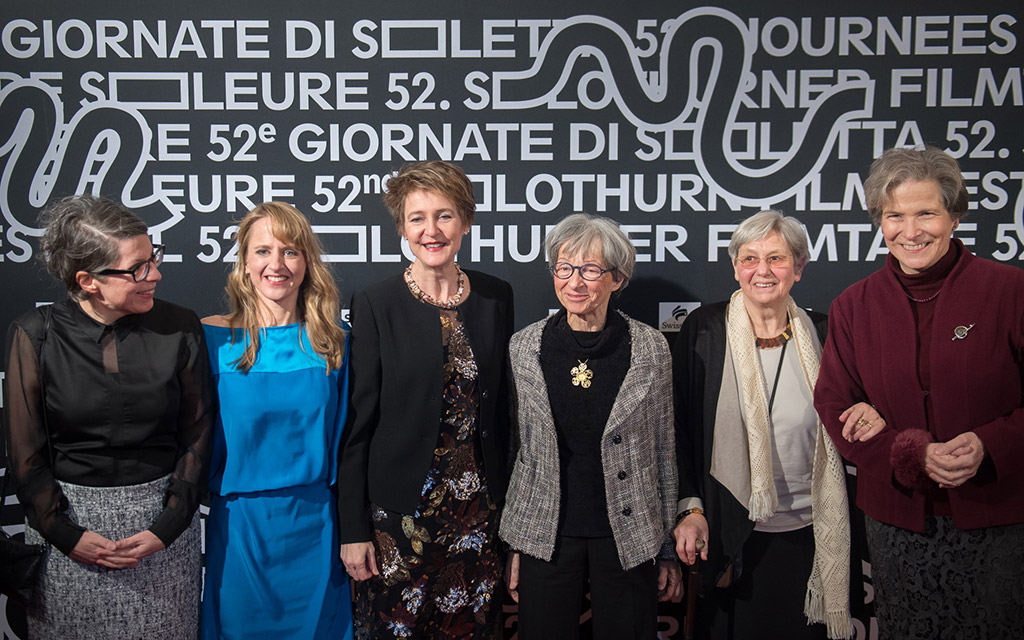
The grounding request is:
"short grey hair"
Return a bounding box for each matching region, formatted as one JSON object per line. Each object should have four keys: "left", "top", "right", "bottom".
{"left": 728, "top": 210, "right": 809, "bottom": 268}
{"left": 545, "top": 213, "right": 636, "bottom": 290}
{"left": 39, "top": 195, "right": 149, "bottom": 299}
{"left": 863, "top": 146, "right": 968, "bottom": 226}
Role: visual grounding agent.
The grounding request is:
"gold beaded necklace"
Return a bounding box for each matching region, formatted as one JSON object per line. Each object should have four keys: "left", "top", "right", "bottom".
{"left": 404, "top": 265, "right": 465, "bottom": 309}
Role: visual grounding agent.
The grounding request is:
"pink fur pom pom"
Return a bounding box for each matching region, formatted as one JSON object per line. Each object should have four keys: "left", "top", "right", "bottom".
{"left": 890, "top": 429, "right": 934, "bottom": 489}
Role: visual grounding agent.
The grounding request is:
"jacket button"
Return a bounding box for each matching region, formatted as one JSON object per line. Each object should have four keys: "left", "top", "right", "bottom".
{"left": 482, "top": 390, "right": 489, "bottom": 399}
{"left": 480, "top": 430, "right": 489, "bottom": 438}
{"left": 617, "top": 470, "right": 627, "bottom": 480}
{"left": 622, "top": 507, "right": 632, "bottom": 516}
{"left": 612, "top": 435, "right": 622, "bottom": 444}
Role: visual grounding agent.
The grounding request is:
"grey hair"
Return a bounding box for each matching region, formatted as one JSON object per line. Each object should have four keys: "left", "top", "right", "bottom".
{"left": 39, "top": 195, "right": 148, "bottom": 299}
{"left": 863, "top": 146, "right": 968, "bottom": 226}
{"left": 727, "top": 210, "right": 809, "bottom": 268}
{"left": 544, "top": 213, "right": 636, "bottom": 290}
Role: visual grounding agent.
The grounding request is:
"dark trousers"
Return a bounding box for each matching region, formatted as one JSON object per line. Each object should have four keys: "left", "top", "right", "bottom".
{"left": 698, "top": 527, "right": 826, "bottom": 640}
{"left": 517, "top": 535, "right": 658, "bottom": 640}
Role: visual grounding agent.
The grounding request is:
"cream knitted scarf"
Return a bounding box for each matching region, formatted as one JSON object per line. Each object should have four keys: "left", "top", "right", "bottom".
{"left": 725, "top": 290, "right": 853, "bottom": 639}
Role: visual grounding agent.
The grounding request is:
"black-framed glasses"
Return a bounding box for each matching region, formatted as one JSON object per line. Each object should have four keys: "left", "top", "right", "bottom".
{"left": 94, "top": 244, "right": 165, "bottom": 282}
{"left": 549, "top": 261, "right": 616, "bottom": 281}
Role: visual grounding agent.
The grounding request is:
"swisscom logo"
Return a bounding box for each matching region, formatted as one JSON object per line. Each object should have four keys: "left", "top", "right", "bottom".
{"left": 659, "top": 303, "right": 701, "bottom": 332}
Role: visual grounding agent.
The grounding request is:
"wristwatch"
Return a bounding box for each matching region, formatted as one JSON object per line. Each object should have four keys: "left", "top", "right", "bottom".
{"left": 675, "top": 507, "right": 704, "bottom": 524}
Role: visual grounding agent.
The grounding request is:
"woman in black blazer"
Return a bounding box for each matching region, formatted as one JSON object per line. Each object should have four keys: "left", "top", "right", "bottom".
{"left": 338, "top": 161, "right": 515, "bottom": 639}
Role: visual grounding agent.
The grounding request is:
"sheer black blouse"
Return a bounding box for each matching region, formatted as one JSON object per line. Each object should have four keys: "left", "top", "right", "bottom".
{"left": 2, "top": 298, "right": 214, "bottom": 554}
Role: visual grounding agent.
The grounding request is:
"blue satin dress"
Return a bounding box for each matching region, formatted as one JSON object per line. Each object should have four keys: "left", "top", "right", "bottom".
{"left": 201, "top": 323, "right": 353, "bottom": 640}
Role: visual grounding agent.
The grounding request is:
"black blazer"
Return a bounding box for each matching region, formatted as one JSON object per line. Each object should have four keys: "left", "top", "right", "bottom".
{"left": 673, "top": 301, "right": 827, "bottom": 590}
{"left": 338, "top": 269, "right": 515, "bottom": 543}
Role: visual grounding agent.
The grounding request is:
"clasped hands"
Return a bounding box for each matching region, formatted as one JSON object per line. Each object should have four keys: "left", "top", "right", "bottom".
{"left": 925, "top": 432, "right": 985, "bottom": 489}
{"left": 70, "top": 529, "right": 165, "bottom": 569}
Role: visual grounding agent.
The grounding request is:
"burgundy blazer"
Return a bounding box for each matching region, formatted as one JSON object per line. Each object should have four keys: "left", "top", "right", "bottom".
{"left": 814, "top": 240, "right": 1024, "bottom": 532}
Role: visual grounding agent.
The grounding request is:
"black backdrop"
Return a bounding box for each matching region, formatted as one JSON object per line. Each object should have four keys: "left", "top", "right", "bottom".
{"left": 1, "top": 1, "right": 1022, "bottom": 637}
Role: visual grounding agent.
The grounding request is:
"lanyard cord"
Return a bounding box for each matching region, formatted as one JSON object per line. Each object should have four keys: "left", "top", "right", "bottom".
{"left": 766, "top": 338, "right": 788, "bottom": 415}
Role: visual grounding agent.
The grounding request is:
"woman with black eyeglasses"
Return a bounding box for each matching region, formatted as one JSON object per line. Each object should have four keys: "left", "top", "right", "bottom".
{"left": 2, "top": 195, "right": 214, "bottom": 639}
{"left": 500, "top": 213, "right": 680, "bottom": 640}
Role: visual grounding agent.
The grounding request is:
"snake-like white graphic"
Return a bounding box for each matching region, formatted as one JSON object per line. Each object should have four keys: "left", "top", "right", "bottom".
{"left": 0, "top": 79, "right": 183, "bottom": 236}
{"left": 492, "top": 8, "right": 875, "bottom": 205}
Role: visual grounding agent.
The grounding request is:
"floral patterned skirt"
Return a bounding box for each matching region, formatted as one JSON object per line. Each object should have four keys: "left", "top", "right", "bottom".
{"left": 353, "top": 435, "right": 504, "bottom": 640}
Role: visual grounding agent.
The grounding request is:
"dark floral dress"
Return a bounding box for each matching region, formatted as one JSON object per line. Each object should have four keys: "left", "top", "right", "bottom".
{"left": 353, "top": 308, "right": 503, "bottom": 640}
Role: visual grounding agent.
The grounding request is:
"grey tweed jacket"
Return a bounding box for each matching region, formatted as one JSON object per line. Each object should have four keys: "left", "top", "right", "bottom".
{"left": 499, "top": 310, "right": 678, "bottom": 570}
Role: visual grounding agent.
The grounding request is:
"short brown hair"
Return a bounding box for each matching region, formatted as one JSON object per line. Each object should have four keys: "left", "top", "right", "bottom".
{"left": 382, "top": 161, "right": 476, "bottom": 233}
{"left": 863, "top": 147, "right": 968, "bottom": 226}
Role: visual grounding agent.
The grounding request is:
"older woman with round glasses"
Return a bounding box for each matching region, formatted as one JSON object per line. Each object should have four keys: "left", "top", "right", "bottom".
{"left": 501, "top": 213, "right": 679, "bottom": 640}
{"left": 3, "top": 195, "right": 213, "bottom": 639}
{"left": 672, "top": 210, "right": 881, "bottom": 639}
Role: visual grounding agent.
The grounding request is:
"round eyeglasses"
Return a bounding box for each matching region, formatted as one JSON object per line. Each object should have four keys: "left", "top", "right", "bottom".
{"left": 549, "top": 262, "right": 616, "bottom": 281}
{"left": 94, "top": 244, "right": 165, "bottom": 282}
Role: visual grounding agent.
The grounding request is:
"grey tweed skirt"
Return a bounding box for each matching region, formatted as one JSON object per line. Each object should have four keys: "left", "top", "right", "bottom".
{"left": 24, "top": 475, "right": 201, "bottom": 640}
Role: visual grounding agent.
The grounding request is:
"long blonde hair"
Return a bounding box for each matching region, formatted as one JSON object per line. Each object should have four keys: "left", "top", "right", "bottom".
{"left": 225, "top": 202, "right": 345, "bottom": 373}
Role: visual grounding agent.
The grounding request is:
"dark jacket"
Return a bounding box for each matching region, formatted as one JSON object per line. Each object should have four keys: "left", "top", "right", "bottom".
{"left": 337, "top": 270, "right": 515, "bottom": 543}
{"left": 673, "top": 300, "right": 827, "bottom": 589}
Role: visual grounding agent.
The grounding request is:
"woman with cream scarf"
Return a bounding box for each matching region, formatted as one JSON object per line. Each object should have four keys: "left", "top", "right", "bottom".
{"left": 672, "top": 210, "right": 879, "bottom": 639}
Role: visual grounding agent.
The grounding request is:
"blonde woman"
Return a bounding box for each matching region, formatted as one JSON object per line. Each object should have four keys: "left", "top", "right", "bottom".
{"left": 200, "top": 203, "right": 353, "bottom": 639}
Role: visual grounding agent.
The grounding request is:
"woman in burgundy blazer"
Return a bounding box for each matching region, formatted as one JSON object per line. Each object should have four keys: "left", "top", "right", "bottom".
{"left": 814, "top": 147, "right": 1024, "bottom": 639}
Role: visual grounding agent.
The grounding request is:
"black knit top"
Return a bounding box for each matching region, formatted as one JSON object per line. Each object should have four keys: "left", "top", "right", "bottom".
{"left": 540, "top": 309, "right": 631, "bottom": 537}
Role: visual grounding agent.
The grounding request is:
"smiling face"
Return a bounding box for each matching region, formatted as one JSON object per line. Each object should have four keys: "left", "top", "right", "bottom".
{"left": 881, "top": 179, "right": 958, "bottom": 274}
{"left": 401, "top": 189, "right": 468, "bottom": 272}
{"left": 553, "top": 242, "right": 622, "bottom": 331}
{"left": 78, "top": 234, "right": 161, "bottom": 324}
{"left": 732, "top": 230, "right": 803, "bottom": 310}
{"left": 244, "top": 217, "right": 306, "bottom": 317}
